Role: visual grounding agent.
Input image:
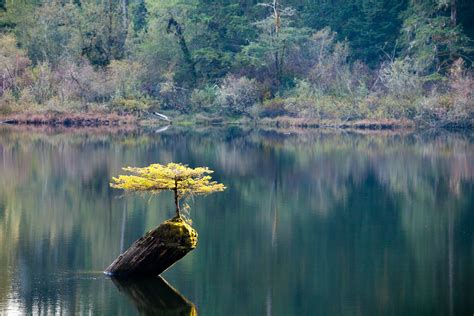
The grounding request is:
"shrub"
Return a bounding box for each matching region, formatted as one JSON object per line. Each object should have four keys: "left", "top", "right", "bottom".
{"left": 448, "top": 59, "right": 474, "bottom": 124}
{"left": 57, "top": 60, "right": 111, "bottom": 106}
{"left": 28, "top": 62, "right": 56, "bottom": 104}
{"left": 215, "top": 75, "right": 259, "bottom": 115}
{"left": 415, "top": 59, "right": 473, "bottom": 128}
{"left": 190, "top": 85, "right": 218, "bottom": 112}
{"left": 111, "top": 98, "right": 151, "bottom": 114}
{"left": 415, "top": 59, "right": 474, "bottom": 127}
{"left": 0, "top": 90, "right": 15, "bottom": 114}
{"left": 107, "top": 60, "right": 144, "bottom": 99}
{"left": 0, "top": 34, "right": 31, "bottom": 96}
{"left": 260, "top": 97, "right": 287, "bottom": 118}
{"left": 379, "top": 57, "right": 422, "bottom": 100}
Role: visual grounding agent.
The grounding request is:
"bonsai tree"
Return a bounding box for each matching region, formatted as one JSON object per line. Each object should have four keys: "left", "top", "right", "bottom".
{"left": 105, "top": 163, "right": 225, "bottom": 277}
{"left": 110, "top": 162, "right": 226, "bottom": 218}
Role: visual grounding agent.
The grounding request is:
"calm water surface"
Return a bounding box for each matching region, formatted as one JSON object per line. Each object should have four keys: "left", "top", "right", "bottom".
{"left": 0, "top": 126, "right": 473, "bottom": 315}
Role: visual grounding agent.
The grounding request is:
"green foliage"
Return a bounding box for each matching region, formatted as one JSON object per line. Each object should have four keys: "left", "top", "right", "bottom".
{"left": 190, "top": 85, "right": 218, "bottom": 112}
{"left": 240, "top": 4, "right": 312, "bottom": 88}
{"left": 0, "top": 0, "right": 473, "bottom": 127}
{"left": 107, "top": 60, "right": 143, "bottom": 99}
{"left": 400, "top": 0, "right": 471, "bottom": 73}
{"left": 111, "top": 162, "right": 226, "bottom": 217}
{"left": 0, "top": 34, "right": 30, "bottom": 95}
{"left": 379, "top": 57, "right": 423, "bottom": 100}
{"left": 299, "top": 0, "right": 407, "bottom": 65}
{"left": 214, "top": 76, "right": 260, "bottom": 115}
{"left": 111, "top": 98, "right": 150, "bottom": 114}
{"left": 131, "top": 0, "right": 148, "bottom": 33}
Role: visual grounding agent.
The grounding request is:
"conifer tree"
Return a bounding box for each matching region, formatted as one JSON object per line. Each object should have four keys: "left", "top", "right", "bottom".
{"left": 111, "top": 162, "right": 226, "bottom": 218}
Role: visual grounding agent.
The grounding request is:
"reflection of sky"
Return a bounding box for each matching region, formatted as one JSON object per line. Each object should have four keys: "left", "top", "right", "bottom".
{"left": 3, "top": 297, "right": 23, "bottom": 316}
{"left": 0, "top": 126, "right": 473, "bottom": 315}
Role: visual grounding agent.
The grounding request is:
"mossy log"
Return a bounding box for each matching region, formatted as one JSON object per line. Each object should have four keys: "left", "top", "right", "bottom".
{"left": 112, "top": 276, "right": 197, "bottom": 315}
{"left": 105, "top": 216, "right": 198, "bottom": 277}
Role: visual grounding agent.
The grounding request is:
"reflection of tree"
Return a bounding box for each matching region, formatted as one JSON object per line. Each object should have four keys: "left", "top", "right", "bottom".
{"left": 112, "top": 276, "right": 197, "bottom": 316}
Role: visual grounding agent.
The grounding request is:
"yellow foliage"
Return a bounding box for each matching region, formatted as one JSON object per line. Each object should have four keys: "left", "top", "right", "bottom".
{"left": 111, "top": 162, "right": 226, "bottom": 200}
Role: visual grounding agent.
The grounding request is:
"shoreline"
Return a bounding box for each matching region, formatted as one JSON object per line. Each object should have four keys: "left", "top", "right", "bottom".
{"left": 0, "top": 112, "right": 470, "bottom": 131}
{"left": 0, "top": 112, "right": 137, "bottom": 127}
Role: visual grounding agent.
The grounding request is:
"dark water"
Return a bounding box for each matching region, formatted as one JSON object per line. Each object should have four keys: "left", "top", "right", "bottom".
{"left": 0, "top": 126, "right": 473, "bottom": 316}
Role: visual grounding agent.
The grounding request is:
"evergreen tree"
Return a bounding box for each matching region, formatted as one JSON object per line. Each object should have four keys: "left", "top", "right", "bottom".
{"left": 399, "top": 0, "right": 471, "bottom": 74}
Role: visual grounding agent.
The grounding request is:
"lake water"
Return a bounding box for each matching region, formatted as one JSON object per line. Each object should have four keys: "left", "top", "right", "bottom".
{"left": 0, "top": 125, "right": 473, "bottom": 315}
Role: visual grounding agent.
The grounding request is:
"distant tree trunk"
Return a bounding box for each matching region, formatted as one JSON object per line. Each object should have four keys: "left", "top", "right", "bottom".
{"left": 122, "top": 0, "right": 128, "bottom": 33}
{"left": 106, "top": 0, "right": 113, "bottom": 61}
{"left": 272, "top": 0, "right": 282, "bottom": 88}
{"left": 450, "top": 0, "right": 457, "bottom": 26}
{"left": 166, "top": 17, "right": 197, "bottom": 85}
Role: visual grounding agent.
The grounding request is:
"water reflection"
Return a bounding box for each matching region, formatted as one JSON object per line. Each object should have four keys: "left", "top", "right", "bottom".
{"left": 112, "top": 276, "right": 197, "bottom": 316}
{"left": 0, "top": 125, "right": 473, "bottom": 315}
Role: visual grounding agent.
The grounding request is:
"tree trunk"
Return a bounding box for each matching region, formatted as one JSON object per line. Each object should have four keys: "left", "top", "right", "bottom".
{"left": 105, "top": 216, "right": 197, "bottom": 277}
{"left": 106, "top": 0, "right": 113, "bottom": 61}
{"left": 451, "top": 0, "right": 457, "bottom": 26}
{"left": 122, "top": 0, "right": 128, "bottom": 31}
{"left": 167, "top": 17, "right": 197, "bottom": 85}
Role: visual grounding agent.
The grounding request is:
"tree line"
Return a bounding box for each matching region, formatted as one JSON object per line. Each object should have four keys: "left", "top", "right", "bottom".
{"left": 0, "top": 0, "right": 473, "bottom": 127}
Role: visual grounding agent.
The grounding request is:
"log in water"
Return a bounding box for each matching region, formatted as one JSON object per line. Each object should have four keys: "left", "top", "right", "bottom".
{"left": 105, "top": 216, "right": 198, "bottom": 277}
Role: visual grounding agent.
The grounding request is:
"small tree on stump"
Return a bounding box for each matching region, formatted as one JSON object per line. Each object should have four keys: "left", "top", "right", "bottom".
{"left": 110, "top": 162, "right": 226, "bottom": 218}
{"left": 105, "top": 163, "right": 226, "bottom": 277}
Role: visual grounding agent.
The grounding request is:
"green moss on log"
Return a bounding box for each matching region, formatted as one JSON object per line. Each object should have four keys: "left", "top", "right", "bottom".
{"left": 149, "top": 216, "right": 198, "bottom": 249}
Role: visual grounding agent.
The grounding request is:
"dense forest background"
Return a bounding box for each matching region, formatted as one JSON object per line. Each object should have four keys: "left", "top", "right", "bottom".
{"left": 0, "top": 0, "right": 473, "bottom": 127}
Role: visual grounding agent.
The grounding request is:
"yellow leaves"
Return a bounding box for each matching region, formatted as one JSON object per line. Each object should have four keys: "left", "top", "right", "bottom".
{"left": 110, "top": 162, "right": 226, "bottom": 198}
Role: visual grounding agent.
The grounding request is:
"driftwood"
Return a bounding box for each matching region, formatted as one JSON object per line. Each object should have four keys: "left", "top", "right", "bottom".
{"left": 112, "top": 276, "right": 197, "bottom": 316}
{"left": 105, "top": 216, "right": 197, "bottom": 277}
{"left": 153, "top": 112, "right": 172, "bottom": 122}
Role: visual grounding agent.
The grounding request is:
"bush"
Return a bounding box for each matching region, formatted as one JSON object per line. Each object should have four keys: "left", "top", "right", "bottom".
{"left": 215, "top": 75, "right": 259, "bottom": 115}
{"left": 448, "top": 59, "right": 474, "bottom": 124}
{"left": 0, "top": 34, "right": 31, "bottom": 96}
{"left": 260, "top": 97, "right": 287, "bottom": 118}
{"left": 55, "top": 60, "right": 110, "bottom": 106}
{"left": 28, "top": 62, "right": 56, "bottom": 104}
{"left": 190, "top": 85, "right": 218, "bottom": 112}
{"left": 107, "top": 60, "right": 144, "bottom": 99}
{"left": 379, "top": 57, "right": 422, "bottom": 100}
{"left": 111, "top": 98, "right": 151, "bottom": 114}
{"left": 415, "top": 59, "right": 473, "bottom": 127}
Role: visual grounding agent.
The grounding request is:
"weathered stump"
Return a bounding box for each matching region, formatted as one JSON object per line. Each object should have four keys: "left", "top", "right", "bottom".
{"left": 105, "top": 216, "right": 198, "bottom": 277}
{"left": 112, "top": 276, "right": 197, "bottom": 315}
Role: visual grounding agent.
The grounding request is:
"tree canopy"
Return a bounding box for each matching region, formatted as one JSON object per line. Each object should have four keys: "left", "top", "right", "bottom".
{"left": 111, "top": 162, "right": 226, "bottom": 217}
{"left": 0, "top": 0, "right": 473, "bottom": 128}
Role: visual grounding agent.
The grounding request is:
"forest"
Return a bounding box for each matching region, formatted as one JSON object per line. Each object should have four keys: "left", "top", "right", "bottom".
{"left": 0, "top": 0, "right": 473, "bottom": 128}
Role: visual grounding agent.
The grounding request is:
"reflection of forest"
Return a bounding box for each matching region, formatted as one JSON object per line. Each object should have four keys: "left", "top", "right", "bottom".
{"left": 0, "top": 126, "right": 473, "bottom": 315}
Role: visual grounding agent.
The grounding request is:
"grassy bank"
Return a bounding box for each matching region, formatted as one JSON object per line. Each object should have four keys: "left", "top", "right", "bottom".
{"left": 0, "top": 111, "right": 137, "bottom": 127}
{"left": 0, "top": 107, "right": 467, "bottom": 131}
